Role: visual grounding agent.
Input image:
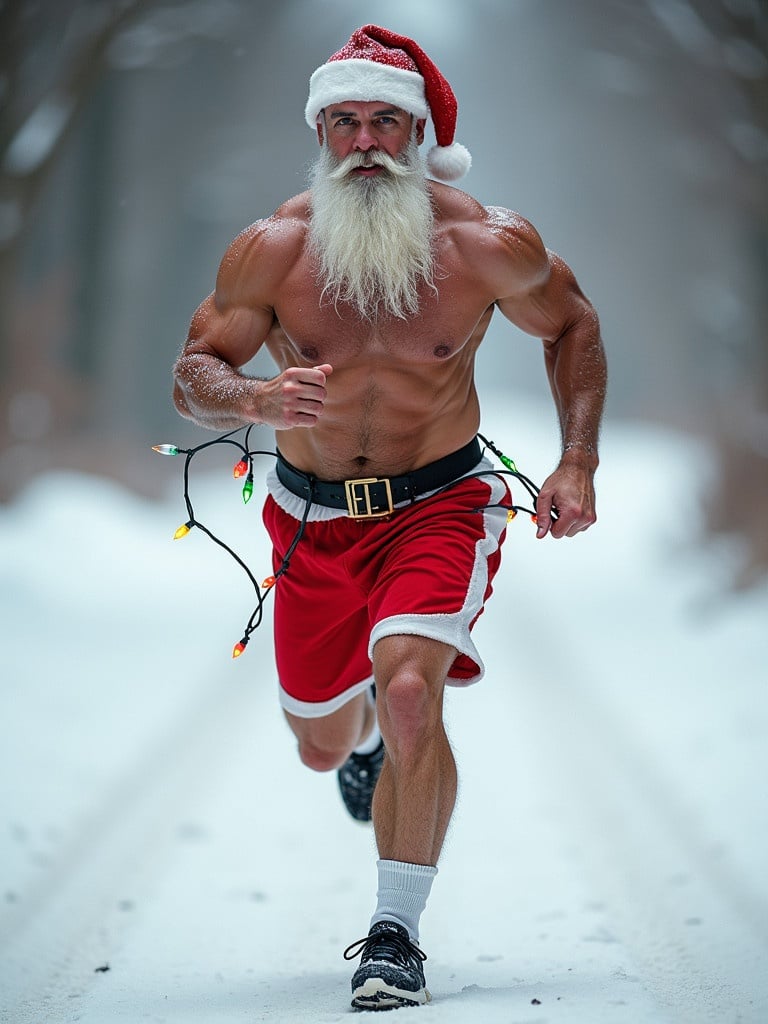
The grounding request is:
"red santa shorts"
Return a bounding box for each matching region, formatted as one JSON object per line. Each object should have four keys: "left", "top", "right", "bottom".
{"left": 261, "top": 459, "right": 510, "bottom": 718}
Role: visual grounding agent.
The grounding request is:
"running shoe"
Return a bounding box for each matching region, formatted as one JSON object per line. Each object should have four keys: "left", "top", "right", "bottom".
{"left": 345, "top": 920, "right": 430, "bottom": 1010}
{"left": 337, "top": 740, "right": 385, "bottom": 822}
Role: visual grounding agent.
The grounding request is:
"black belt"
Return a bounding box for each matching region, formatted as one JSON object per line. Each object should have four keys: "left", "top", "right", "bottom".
{"left": 275, "top": 437, "right": 482, "bottom": 519}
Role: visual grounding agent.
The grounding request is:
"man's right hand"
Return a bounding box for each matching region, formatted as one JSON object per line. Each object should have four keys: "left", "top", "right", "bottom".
{"left": 253, "top": 364, "right": 333, "bottom": 429}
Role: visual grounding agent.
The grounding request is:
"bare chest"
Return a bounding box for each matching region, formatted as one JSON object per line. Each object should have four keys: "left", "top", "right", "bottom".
{"left": 267, "top": 264, "right": 493, "bottom": 370}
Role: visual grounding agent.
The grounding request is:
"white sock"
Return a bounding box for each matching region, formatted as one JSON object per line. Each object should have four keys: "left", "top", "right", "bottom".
{"left": 370, "top": 859, "right": 438, "bottom": 943}
{"left": 353, "top": 690, "right": 381, "bottom": 755}
{"left": 354, "top": 719, "right": 381, "bottom": 756}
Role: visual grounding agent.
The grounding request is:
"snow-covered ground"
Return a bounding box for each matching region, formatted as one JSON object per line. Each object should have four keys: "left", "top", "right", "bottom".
{"left": 1, "top": 397, "right": 767, "bottom": 1024}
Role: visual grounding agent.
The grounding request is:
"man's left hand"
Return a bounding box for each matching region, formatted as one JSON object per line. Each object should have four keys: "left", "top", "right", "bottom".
{"left": 534, "top": 461, "right": 597, "bottom": 539}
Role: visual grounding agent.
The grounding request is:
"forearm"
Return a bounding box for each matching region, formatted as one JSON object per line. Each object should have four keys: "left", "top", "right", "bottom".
{"left": 544, "top": 308, "right": 607, "bottom": 470}
{"left": 173, "top": 352, "right": 263, "bottom": 431}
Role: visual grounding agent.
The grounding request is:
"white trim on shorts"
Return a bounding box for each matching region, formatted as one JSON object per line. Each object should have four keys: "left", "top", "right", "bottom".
{"left": 279, "top": 673, "right": 375, "bottom": 719}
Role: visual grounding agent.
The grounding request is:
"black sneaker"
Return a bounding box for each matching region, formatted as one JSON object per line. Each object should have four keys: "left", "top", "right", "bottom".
{"left": 337, "top": 740, "right": 385, "bottom": 822}
{"left": 344, "top": 920, "right": 429, "bottom": 1010}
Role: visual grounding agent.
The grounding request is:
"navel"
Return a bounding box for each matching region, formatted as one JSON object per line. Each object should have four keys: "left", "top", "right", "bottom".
{"left": 434, "top": 344, "right": 452, "bottom": 358}
{"left": 301, "top": 345, "right": 320, "bottom": 361}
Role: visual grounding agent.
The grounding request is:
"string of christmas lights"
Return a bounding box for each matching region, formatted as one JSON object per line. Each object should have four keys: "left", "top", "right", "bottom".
{"left": 152, "top": 428, "right": 549, "bottom": 660}
{"left": 152, "top": 426, "right": 284, "bottom": 658}
{"left": 475, "top": 433, "right": 552, "bottom": 526}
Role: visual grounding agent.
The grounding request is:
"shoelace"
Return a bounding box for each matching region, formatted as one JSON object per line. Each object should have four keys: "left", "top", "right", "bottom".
{"left": 344, "top": 927, "right": 427, "bottom": 967}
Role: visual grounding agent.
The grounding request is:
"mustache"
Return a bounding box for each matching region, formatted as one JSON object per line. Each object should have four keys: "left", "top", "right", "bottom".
{"left": 325, "top": 148, "right": 417, "bottom": 182}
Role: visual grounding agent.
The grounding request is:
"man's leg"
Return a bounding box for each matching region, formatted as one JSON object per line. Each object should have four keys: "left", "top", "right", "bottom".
{"left": 343, "top": 633, "right": 456, "bottom": 1010}
{"left": 371, "top": 634, "right": 457, "bottom": 866}
{"left": 283, "top": 689, "right": 376, "bottom": 772}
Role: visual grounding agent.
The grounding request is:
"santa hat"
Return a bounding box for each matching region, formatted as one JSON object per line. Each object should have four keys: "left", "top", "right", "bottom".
{"left": 305, "top": 24, "right": 471, "bottom": 182}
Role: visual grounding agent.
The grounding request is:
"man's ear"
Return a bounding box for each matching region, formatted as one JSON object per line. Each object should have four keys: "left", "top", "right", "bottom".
{"left": 316, "top": 115, "right": 325, "bottom": 147}
{"left": 415, "top": 118, "right": 426, "bottom": 145}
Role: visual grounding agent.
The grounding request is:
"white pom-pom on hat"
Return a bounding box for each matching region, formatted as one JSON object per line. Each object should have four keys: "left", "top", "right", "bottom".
{"left": 427, "top": 142, "right": 472, "bottom": 182}
{"left": 306, "top": 24, "right": 471, "bottom": 182}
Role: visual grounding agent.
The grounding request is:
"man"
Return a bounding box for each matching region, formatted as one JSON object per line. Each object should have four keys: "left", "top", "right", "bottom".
{"left": 172, "top": 24, "right": 606, "bottom": 1012}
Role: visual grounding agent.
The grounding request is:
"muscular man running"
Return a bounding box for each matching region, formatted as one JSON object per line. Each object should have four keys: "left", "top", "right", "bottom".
{"left": 172, "top": 24, "right": 606, "bottom": 1013}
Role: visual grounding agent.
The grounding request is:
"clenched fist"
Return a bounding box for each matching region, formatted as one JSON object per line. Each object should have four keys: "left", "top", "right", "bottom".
{"left": 252, "top": 363, "right": 333, "bottom": 429}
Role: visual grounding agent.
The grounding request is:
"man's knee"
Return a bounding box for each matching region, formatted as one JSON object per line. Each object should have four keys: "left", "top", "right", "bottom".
{"left": 297, "top": 737, "right": 348, "bottom": 773}
{"left": 285, "top": 695, "right": 370, "bottom": 773}
{"left": 383, "top": 669, "right": 429, "bottom": 723}
{"left": 379, "top": 669, "right": 443, "bottom": 753}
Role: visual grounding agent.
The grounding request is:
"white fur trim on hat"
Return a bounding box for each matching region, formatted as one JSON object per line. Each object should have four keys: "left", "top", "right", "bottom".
{"left": 305, "top": 59, "right": 428, "bottom": 129}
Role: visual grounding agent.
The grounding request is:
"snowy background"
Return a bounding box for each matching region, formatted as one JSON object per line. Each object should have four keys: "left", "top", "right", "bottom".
{"left": 1, "top": 396, "right": 767, "bottom": 1023}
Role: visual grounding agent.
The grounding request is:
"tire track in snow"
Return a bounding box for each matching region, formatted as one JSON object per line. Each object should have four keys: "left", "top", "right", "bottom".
{"left": 0, "top": 674, "right": 263, "bottom": 1024}
{"left": 503, "top": 627, "right": 768, "bottom": 1024}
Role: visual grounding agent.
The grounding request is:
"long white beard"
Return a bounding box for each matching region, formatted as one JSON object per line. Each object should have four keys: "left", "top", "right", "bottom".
{"left": 308, "top": 137, "right": 436, "bottom": 321}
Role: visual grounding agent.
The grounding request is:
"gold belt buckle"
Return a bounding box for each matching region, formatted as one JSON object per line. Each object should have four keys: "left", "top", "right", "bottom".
{"left": 344, "top": 477, "right": 394, "bottom": 519}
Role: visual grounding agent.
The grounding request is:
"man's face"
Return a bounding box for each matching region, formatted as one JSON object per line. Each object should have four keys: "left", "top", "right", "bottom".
{"left": 308, "top": 101, "right": 434, "bottom": 322}
{"left": 319, "top": 101, "right": 425, "bottom": 172}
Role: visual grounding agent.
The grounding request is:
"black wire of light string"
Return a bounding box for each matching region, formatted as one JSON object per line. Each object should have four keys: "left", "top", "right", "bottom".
{"left": 409, "top": 434, "right": 557, "bottom": 523}
{"left": 173, "top": 426, "right": 282, "bottom": 649}
{"left": 235, "top": 473, "right": 315, "bottom": 651}
{"left": 477, "top": 432, "right": 558, "bottom": 522}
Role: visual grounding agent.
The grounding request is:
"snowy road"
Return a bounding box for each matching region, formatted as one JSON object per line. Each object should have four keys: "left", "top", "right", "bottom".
{"left": 2, "top": 402, "right": 767, "bottom": 1023}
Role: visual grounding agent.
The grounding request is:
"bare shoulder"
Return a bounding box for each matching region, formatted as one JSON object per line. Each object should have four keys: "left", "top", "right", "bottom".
{"left": 480, "top": 205, "right": 595, "bottom": 336}
{"left": 434, "top": 186, "right": 552, "bottom": 296}
{"left": 479, "top": 205, "right": 552, "bottom": 294}
{"left": 215, "top": 192, "right": 311, "bottom": 306}
{"left": 483, "top": 205, "right": 546, "bottom": 258}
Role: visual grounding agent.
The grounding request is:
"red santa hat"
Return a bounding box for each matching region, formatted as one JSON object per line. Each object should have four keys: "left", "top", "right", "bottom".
{"left": 305, "top": 24, "right": 472, "bottom": 182}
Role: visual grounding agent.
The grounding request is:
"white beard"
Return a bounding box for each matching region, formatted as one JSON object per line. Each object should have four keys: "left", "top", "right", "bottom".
{"left": 308, "top": 136, "right": 436, "bottom": 321}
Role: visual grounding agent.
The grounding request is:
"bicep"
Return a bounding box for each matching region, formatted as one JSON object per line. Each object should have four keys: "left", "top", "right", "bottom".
{"left": 181, "top": 218, "right": 282, "bottom": 367}
{"left": 183, "top": 290, "right": 275, "bottom": 368}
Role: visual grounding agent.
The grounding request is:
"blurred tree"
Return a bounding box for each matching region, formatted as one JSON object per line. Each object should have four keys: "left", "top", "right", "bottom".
{"left": 0, "top": 0, "right": 155, "bottom": 491}
{"left": 639, "top": 0, "right": 768, "bottom": 587}
{"left": 688, "top": 1, "right": 768, "bottom": 589}
{"left": 0, "top": 0, "right": 262, "bottom": 498}
{"left": 566, "top": 0, "right": 767, "bottom": 586}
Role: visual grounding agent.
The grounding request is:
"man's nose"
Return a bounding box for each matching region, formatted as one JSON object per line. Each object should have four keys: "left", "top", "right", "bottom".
{"left": 353, "top": 125, "right": 378, "bottom": 151}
